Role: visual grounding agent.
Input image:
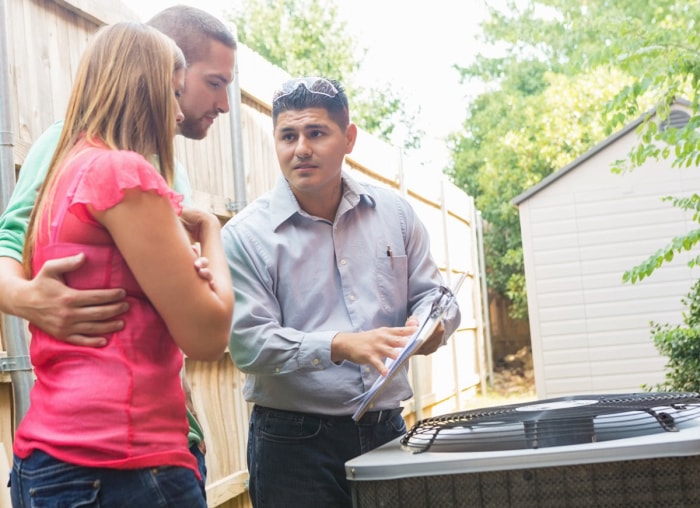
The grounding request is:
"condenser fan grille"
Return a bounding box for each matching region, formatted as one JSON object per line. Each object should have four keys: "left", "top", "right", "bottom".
{"left": 402, "top": 392, "right": 700, "bottom": 453}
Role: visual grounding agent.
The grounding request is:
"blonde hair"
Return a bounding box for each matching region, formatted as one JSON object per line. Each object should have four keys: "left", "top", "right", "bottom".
{"left": 24, "top": 22, "right": 185, "bottom": 274}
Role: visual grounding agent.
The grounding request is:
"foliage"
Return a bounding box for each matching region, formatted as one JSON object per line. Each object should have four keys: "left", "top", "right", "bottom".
{"left": 448, "top": 47, "right": 631, "bottom": 316}
{"left": 231, "top": 0, "right": 357, "bottom": 80}
{"left": 646, "top": 279, "right": 700, "bottom": 392}
{"left": 564, "top": 1, "right": 700, "bottom": 390}
{"left": 446, "top": 0, "right": 700, "bottom": 317}
{"left": 351, "top": 86, "right": 422, "bottom": 151}
{"left": 596, "top": 2, "right": 700, "bottom": 284}
{"left": 229, "top": 0, "right": 423, "bottom": 150}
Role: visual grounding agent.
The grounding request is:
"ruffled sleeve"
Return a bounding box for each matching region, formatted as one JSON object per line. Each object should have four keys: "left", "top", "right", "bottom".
{"left": 68, "top": 150, "right": 184, "bottom": 225}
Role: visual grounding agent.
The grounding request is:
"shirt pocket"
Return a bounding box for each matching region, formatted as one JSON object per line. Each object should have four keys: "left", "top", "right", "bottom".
{"left": 375, "top": 248, "right": 408, "bottom": 318}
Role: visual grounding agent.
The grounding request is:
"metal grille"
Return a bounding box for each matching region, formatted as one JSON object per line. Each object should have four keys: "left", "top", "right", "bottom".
{"left": 402, "top": 393, "right": 700, "bottom": 453}
{"left": 351, "top": 454, "right": 700, "bottom": 507}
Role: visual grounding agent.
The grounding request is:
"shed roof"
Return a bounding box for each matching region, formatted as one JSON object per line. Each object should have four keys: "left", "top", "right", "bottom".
{"left": 511, "top": 99, "right": 690, "bottom": 206}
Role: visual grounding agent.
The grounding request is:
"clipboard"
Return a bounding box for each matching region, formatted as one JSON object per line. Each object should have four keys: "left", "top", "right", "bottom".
{"left": 350, "top": 272, "right": 467, "bottom": 421}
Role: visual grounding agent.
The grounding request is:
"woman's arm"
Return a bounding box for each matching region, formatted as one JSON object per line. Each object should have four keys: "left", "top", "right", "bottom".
{"left": 93, "top": 188, "right": 233, "bottom": 361}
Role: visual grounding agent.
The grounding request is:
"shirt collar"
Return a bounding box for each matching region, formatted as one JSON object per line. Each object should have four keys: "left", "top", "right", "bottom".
{"left": 269, "top": 171, "right": 377, "bottom": 230}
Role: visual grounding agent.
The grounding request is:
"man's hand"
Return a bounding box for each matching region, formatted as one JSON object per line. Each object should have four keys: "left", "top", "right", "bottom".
{"left": 2, "top": 254, "right": 128, "bottom": 347}
{"left": 412, "top": 316, "right": 445, "bottom": 356}
{"left": 331, "top": 324, "right": 418, "bottom": 376}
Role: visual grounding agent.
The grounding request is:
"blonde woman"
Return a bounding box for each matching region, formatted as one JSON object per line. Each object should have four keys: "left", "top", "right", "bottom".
{"left": 10, "top": 22, "right": 233, "bottom": 507}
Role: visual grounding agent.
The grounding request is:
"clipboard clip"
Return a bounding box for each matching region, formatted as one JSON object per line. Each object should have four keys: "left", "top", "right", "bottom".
{"left": 429, "top": 285, "right": 453, "bottom": 319}
{"left": 429, "top": 273, "right": 466, "bottom": 319}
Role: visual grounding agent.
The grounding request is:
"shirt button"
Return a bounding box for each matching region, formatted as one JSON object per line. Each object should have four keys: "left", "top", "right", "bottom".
{"left": 349, "top": 294, "right": 356, "bottom": 301}
{"left": 313, "top": 358, "right": 320, "bottom": 365}
{"left": 340, "top": 259, "right": 347, "bottom": 265}
{"left": 275, "top": 367, "right": 280, "bottom": 373}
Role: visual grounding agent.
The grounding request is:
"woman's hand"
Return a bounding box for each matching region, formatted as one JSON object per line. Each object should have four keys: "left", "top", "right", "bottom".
{"left": 180, "top": 207, "right": 219, "bottom": 242}
{"left": 191, "top": 243, "right": 215, "bottom": 290}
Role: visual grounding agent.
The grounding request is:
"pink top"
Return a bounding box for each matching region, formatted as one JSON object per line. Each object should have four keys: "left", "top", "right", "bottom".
{"left": 13, "top": 141, "right": 198, "bottom": 477}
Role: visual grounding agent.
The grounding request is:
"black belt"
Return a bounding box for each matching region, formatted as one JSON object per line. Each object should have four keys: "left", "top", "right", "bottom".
{"left": 355, "top": 407, "right": 403, "bottom": 425}
{"left": 253, "top": 405, "right": 402, "bottom": 426}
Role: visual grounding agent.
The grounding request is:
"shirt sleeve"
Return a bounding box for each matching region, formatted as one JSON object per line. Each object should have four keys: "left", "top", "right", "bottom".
{"left": 173, "top": 158, "right": 193, "bottom": 207}
{"left": 0, "top": 121, "right": 63, "bottom": 262}
{"left": 68, "top": 150, "right": 183, "bottom": 224}
{"left": 223, "top": 221, "right": 336, "bottom": 375}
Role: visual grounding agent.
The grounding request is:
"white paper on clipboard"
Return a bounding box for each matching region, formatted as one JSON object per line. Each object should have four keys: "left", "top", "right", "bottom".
{"left": 350, "top": 272, "right": 467, "bottom": 421}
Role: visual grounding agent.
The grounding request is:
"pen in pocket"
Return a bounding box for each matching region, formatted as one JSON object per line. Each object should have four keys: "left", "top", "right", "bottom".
{"left": 386, "top": 245, "right": 394, "bottom": 269}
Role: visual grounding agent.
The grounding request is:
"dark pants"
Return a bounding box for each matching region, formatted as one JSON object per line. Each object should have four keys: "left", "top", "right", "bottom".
{"left": 247, "top": 405, "right": 405, "bottom": 508}
{"left": 190, "top": 443, "right": 208, "bottom": 499}
{"left": 10, "top": 449, "right": 206, "bottom": 508}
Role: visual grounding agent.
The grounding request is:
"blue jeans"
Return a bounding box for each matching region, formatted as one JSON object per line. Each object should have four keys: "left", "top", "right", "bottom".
{"left": 10, "top": 449, "right": 206, "bottom": 508}
{"left": 247, "top": 405, "right": 406, "bottom": 508}
{"left": 190, "top": 443, "right": 207, "bottom": 499}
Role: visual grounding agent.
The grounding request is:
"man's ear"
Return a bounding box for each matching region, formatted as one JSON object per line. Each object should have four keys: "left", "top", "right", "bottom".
{"left": 345, "top": 123, "right": 358, "bottom": 154}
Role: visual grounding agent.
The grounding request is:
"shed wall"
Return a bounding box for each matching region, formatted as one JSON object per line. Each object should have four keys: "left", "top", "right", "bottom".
{"left": 519, "top": 116, "right": 700, "bottom": 398}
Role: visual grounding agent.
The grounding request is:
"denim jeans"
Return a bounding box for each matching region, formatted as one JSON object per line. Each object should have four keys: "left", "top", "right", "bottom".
{"left": 189, "top": 443, "right": 207, "bottom": 500}
{"left": 247, "top": 405, "right": 406, "bottom": 508}
{"left": 10, "top": 449, "right": 206, "bottom": 508}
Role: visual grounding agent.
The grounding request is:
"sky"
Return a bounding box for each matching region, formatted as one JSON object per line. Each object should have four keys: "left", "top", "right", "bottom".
{"left": 120, "top": 0, "right": 498, "bottom": 170}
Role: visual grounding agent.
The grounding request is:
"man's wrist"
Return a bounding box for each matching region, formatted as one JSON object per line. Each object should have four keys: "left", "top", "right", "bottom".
{"left": 0, "top": 257, "right": 30, "bottom": 317}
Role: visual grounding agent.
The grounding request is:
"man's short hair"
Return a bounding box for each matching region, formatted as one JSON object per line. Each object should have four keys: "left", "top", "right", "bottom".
{"left": 272, "top": 77, "right": 350, "bottom": 130}
{"left": 147, "top": 5, "right": 237, "bottom": 64}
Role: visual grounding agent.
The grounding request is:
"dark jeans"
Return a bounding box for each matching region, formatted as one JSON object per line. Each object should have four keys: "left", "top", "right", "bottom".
{"left": 10, "top": 449, "right": 206, "bottom": 508}
{"left": 190, "top": 443, "right": 208, "bottom": 500}
{"left": 247, "top": 405, "right": 406, "bottom": 508}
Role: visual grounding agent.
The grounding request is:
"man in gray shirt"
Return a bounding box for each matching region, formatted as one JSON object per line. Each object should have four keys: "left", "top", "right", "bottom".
{"left": 223, "top": 77, "right": 461, "bottom": 507}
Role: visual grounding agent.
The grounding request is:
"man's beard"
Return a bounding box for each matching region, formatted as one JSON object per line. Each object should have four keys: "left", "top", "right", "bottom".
{"left": 178, "top": 117, "right": 208, "bottom": 140}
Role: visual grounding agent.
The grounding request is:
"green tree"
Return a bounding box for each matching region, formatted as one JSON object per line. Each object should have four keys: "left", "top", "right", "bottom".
{"left": 598, "top": 5, "right": 700, "bottom": 283}
{"left": 446, "top": 0, "right": 698, "bottom": 317}
{"left": 448, "top": 23, "right": 632, "bottom": 316}
{"left": 647, "top": 279, "right": 700, "bottom": 392}
{"left": 229, "top": 0, "right": 423, "bottom": 150}
{"left": 504, "top": 1, "right": 700, "bottom": 285}
{"left": 231, "top": 0, "right": 358, "bottom": 80}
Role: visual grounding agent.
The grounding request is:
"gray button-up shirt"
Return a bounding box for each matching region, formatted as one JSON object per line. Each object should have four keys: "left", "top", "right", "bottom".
{"left": 222, "top": 171, "right": 460, "bottom": 415}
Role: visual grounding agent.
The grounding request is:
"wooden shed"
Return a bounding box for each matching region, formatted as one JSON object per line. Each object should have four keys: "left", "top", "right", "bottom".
{"left": 513, "top": 102, "right": 700, "bottom": 399}
{"left": 0, "top": 0, "right": 488, "bottom": 506}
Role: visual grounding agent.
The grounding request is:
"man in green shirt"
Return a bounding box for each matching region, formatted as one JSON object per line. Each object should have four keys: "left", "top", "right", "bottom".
{"left": 0, "top": 5, "right": 237, "bottom": 494}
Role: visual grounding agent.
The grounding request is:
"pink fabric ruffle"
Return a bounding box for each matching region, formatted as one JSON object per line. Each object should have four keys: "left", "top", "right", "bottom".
{"left": 67, "top": 149, "right": 183, "bottom": 224}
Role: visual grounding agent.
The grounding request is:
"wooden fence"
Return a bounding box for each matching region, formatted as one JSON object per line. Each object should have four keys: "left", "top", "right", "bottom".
{"left": 0, "top": 1, "right": 487, "bottom": 506}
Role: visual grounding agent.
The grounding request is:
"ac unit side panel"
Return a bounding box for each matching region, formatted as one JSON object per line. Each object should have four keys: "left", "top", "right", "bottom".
{"left": 351, "top": 455, "right": 700, "bottom": 508}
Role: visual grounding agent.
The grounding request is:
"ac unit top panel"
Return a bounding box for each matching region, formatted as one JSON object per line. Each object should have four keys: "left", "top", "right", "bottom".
{"left": 345, "top": 416, "right": 700, "bottom": 482}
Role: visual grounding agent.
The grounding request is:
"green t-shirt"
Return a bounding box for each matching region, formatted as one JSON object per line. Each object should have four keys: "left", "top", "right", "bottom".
{"left": 0, "top": 120, "right": 203, "bottom": 447}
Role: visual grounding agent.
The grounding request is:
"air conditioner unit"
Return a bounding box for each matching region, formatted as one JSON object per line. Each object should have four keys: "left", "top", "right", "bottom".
{"left": 345, "top": 392, "right": 700, "bottom": 507}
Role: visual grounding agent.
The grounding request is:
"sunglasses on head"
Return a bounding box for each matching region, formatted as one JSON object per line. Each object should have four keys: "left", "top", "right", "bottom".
{"left": 273, "top": 77, "right": 339, "bottom": 103}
